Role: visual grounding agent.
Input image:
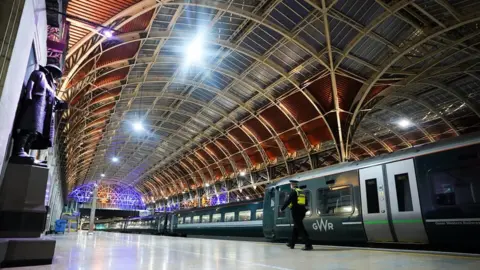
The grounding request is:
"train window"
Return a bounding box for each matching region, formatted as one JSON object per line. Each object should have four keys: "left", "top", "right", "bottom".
{"left": 239, "top": 210, "right": 251, "bottom": 221}
{"left": 193, "top": 216, "right": 200, "bottom": 223}
{"left": 317, "top": 186, "right": 353, "bottom": 215}
{"left": 256, "top": 209, "right": 263, "bottom": 220}
{"left": 277, "top": 192, "right": 288, "bottom": 218}
{"left": 366, "top": 178, "right": 380, "bottom": 214}
{"left": 430, "top": 165, "right": 480, "bottom": 206}
{"left": 395, "top": 174, "right": 413, "bottom": 212}
{"left": 202, "top": 215, "right": 210, "bottom": 223}
{"left": 304, "top": 190, "right": 311, "bottom": 216}
{"left": 224, "top": 212, "right": 235, "bottom": 222}
{"left": 212, "top": 213, "right": 221, "bottom": 222}
{"left": 178, "top": 217, "right": 184, "bottom": 224}
{"left": 269, "top": 189, "right": 275, "bottom": 207}
{"left": 185, "top": 217, "right": 191, "bottom": 224}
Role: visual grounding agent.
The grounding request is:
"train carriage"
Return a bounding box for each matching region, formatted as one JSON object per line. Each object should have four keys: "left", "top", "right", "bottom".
{"left": 170, "top": 199, "right": 264, "bottom": 237}
{"left": 264, "top": 131, "right": 480, "bottom": 250}
{"left": 87, "top": 132, "right": 480, "bottom": 252}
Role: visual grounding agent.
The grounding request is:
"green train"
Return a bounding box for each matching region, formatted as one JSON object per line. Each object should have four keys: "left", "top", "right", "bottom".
{"left": 95, "top": 200, "right": 264, "bottom": 237}
{"left": 171, "top": 199, "right": 264, "bottom": 237}
{"left": 96, "top": 132, "right": 480, "bottom": 250}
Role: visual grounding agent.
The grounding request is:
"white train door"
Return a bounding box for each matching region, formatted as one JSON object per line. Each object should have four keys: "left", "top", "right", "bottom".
{"left": 359, "top": 159, "right": 428, "bottom": 244}
{"left": 385, "top": 159, "right": 428, "bottom": 243}
{"left": 359, "top": 165, "right": 394, "bottom": 242}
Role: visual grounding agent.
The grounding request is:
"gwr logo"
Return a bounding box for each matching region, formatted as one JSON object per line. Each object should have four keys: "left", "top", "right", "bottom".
{"left": 312, "top": 219, "right": 334, "bottom": 231}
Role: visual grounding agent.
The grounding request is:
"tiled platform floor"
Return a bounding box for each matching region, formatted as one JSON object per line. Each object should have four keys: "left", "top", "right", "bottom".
{"left": 14, "top": 231, "right": 480, "bottom": 269}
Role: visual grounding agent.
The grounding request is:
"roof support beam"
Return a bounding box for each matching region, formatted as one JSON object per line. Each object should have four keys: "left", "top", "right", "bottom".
{"left": 346, "top": 14, "right": 480, "bottom": 152}
{"left": 321, "top": 0, "right": 346, "bottom": 162}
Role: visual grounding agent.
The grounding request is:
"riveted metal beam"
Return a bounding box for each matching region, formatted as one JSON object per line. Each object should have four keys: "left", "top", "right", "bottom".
{"left": 346, "top": 15, "right": 480, "bottom": 151}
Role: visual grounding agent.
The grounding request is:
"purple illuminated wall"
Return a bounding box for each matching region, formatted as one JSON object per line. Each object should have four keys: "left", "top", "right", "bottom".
{"left": 68, "top": 183, "right": 145, "bottom": 210}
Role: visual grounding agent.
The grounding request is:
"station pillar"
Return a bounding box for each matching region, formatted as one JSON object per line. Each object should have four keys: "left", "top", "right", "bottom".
{"left": 88, "top": 184, "right": 99, "bottom": 233}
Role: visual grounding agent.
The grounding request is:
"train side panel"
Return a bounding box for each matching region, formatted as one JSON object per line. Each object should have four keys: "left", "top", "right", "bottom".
{"left": 304, "top": 170, "right": 365, "bottom": 243}
{"left": 173, "top": 200, "right": 264, "bottom": 237}
{"left": 266, "top": 170, "right": 366, "bottom": 243}
{"left": 415, "top": 144, "right": 480, "bottom": 249}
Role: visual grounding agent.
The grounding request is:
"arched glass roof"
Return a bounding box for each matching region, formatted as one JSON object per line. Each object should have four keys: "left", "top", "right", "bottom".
{"left": 59, "top": 0, "right": 480, "bottom": 207}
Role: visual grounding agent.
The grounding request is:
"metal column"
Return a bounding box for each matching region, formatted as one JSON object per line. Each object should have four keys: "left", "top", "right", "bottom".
{"left": 88, "top": 183, "right": 99, "bottom": 233}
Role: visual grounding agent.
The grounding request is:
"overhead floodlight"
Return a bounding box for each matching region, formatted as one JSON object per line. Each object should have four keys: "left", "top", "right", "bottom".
{"left": 103, "top": 29, "right": 113, "bottom": 38}
{"left": 101, "top": 173, "right": 105, "bottom": 177}
{"left": 240, "top": 171, "right": 246, "bottom": 176}
{"left": 133, "top": 122, "right": 144, "bottom": 132}
{"left": 246, "top": 196, "right": 250, "bottom": 200}
{"left": 185, "top": 33, "right": 205, "bottom": 65}
{"left": 397, "top": 119, "right": 412, "bottom": 129}
{"left": 112, "top": 157, "right": 119, "bottom": 163}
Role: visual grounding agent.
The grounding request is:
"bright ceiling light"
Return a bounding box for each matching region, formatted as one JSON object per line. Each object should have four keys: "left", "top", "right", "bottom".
{"left": 100, "top": 173, "right": 105, "bottom": 177}
{"left": 205, "top": 183, "right": 210, "bottom": 187}
{"left": 397, "top": 119, "right": 412, "bottom": 129}
{"left": 112, "top": 157, "right": 119, "bottom": 163}
{"left": 133, "top": 122, "right": 144, "bottom": 132}
{"left": 240, "top": 171, "right": 246, "bottom": 176}
{"left": 103, "top": 29, "right": 113, "bottom": 38}
{"left": 185, "top": 33, "right": 205, "bottom": 65}
{"left": 246, "top": 196, "right": 250, "bottom": 200}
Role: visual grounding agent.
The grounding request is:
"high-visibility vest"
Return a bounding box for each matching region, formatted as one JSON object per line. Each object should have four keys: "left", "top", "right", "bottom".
{"left": 289, "top": 188, "right": 306, "bottom": 208}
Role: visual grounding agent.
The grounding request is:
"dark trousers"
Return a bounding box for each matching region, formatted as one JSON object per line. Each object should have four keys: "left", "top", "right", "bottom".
{"left": 289, "top": 213, "right": 311, "bottom": 247}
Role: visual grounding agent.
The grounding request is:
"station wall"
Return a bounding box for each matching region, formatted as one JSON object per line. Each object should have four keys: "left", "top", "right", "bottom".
{"left": 0, "top": 0, "right": 48, "bottom": 186}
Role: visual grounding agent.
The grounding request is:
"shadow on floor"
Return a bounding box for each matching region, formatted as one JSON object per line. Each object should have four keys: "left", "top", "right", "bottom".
{"left": 287, "top": 247, "right": 354, "bottom": 252}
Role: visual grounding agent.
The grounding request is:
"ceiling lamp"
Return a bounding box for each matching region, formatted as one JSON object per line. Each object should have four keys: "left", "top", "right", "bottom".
{"left": 397, "top": 119, "right": 412, "bottom": 129}
{"left": 100, "top": 173, "right": 105, "bottom": 177}
{"left": 240, "top": 171, "right": 246, "bottom": 176}
{"left": 133, "top": 121, "right": 144, "bottom": 132}
{"left": 112, "top": 157, "right": 119, "bottom": 163}
{"left": 185, "top": 33, "right": 205, "bottom": 65}
{"left": 103, "top": 29, "right": 113, "bottom": 38}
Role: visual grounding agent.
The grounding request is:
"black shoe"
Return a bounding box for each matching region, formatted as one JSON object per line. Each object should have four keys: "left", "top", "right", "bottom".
{"left": 302, "top": 245, "right": 313, "bottom": 251}
{"left": 286, "top": 243, "right": 294, "bottom": 249}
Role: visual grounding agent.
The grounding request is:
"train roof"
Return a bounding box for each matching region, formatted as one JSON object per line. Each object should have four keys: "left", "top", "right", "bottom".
{"left": 271, "top": 131, "right": 480, "bottom": 188}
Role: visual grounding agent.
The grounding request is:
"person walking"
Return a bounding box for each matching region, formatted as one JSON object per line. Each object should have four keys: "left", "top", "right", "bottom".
{"left": 281, "top": 180, "right": 313, "bottom": 250}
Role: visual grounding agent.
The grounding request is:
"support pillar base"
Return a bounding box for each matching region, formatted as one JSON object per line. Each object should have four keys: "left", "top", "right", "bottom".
{"left": 0, "top": 163, "right": 49, "bottom": 237}
{"left": 0, "top": 163, "right": 55, "bottom": 267}
{"left": 0, "top": 238, "right": 55, "bottom": 268}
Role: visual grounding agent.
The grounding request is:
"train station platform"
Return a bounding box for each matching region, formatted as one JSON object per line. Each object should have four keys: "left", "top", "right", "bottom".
{"left": 14, "top": 231, "right": 480, "bottom": 270}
